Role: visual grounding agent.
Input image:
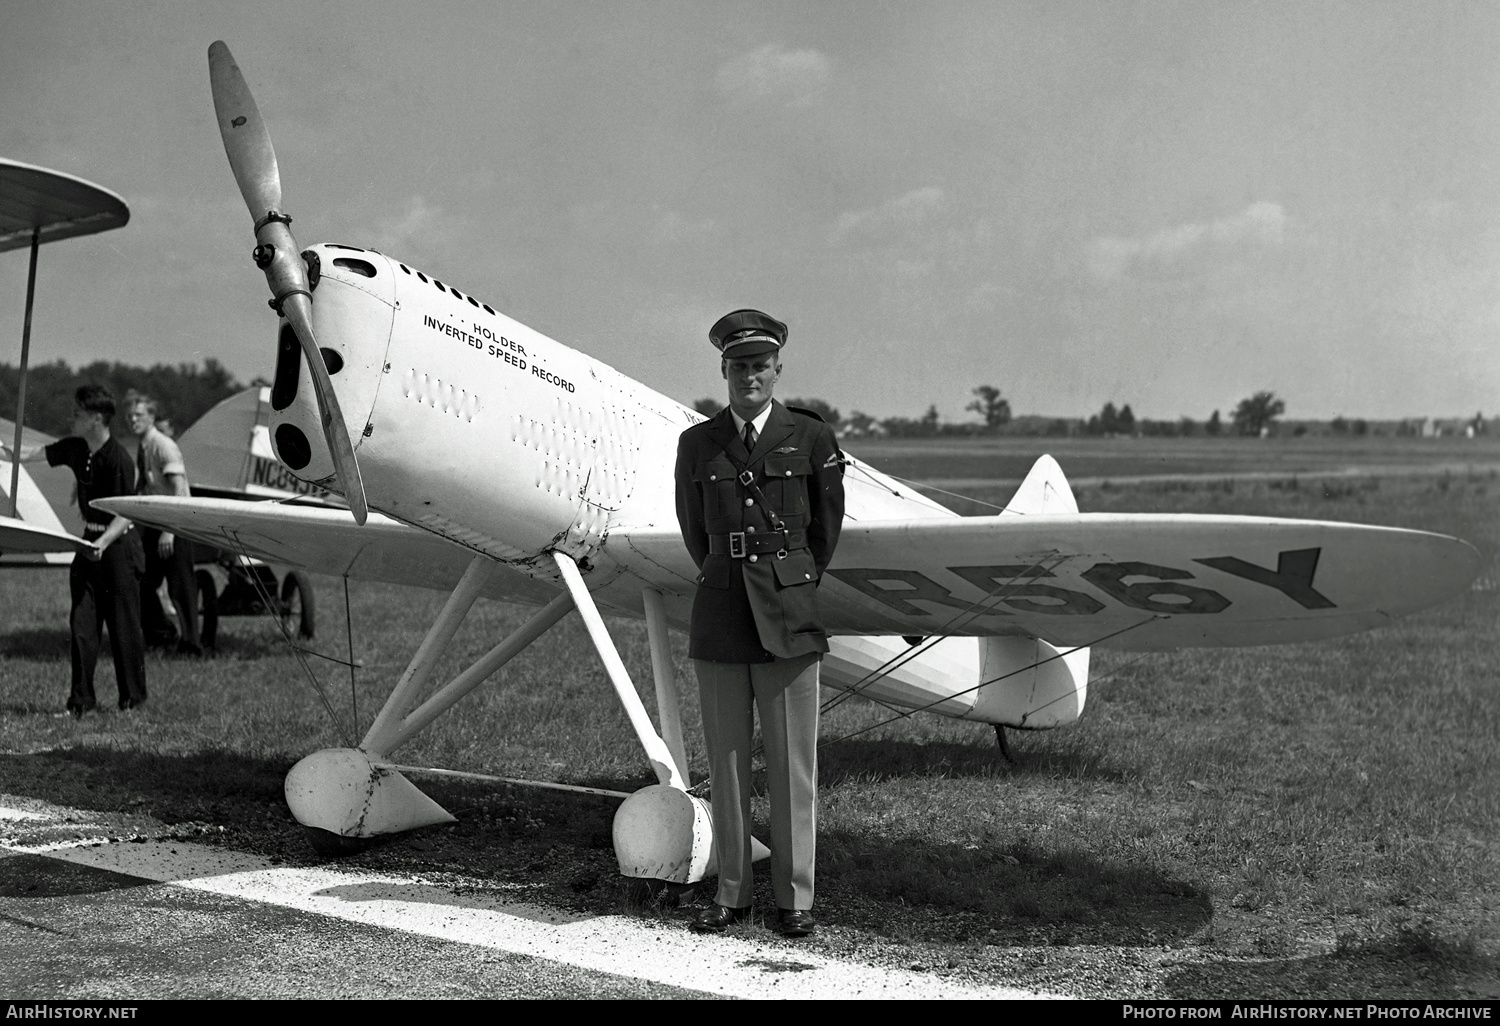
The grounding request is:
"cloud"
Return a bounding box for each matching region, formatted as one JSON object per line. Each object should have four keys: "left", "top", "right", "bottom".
{"left": 366, "top": 194, "right": 457, "bottom": 266}
{"left": 1088, "top": 201, "right": 1288, "bottom": 281}
{"left": 829, "top": 186, "right": 946, "bottom": 247}
{"left": 716, "top": 43, "right": 832, "bottom": 107}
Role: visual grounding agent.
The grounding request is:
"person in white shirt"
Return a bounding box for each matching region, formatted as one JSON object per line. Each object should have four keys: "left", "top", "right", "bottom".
{"left": 126, "top": 391, "right": 203, "bottom": 657}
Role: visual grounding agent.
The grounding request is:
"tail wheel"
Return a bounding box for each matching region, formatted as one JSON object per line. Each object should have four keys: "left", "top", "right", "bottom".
{"left": 196, "top": 569, "right": 219, "bottom": 651}
{"left": 280, "top": 571, "right": 316, "bottom": 640}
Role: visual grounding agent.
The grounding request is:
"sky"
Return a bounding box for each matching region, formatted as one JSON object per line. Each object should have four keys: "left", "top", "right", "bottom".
{"left": 2, "top": 0, "right": 1499, "bottom": 422}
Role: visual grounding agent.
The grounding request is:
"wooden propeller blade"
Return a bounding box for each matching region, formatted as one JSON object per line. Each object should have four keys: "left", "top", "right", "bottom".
{"left": 208, "top": 40, "right": 283, "bottom": 219}
{"left": 281, "top": 293, "right": 369, "bottom": 526}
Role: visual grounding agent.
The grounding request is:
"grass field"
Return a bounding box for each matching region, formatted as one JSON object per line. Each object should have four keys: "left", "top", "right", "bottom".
{"left": 844, "top": 434, "right": 1500, "bottom": 493}
{"left": 1, "top": 437, "right": 1496, "bottom": 998}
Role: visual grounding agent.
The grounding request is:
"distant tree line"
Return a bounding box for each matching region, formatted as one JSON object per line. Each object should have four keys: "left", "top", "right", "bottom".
{"left": 693, "top": 384, "right": 1488, "bottom": 441}
{"left": 0, "top": 359, "right": 251, "bottom": 438}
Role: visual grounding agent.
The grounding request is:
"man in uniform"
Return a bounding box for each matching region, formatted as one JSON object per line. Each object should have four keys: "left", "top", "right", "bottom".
{"left": 4, "top": 385, "right": 146, "bottom": 715}
{"left": 126, "top": 391, "right": 202, "bottom": 657}
{"left": 674, "top": 309, "right": 844, "bottom": 938}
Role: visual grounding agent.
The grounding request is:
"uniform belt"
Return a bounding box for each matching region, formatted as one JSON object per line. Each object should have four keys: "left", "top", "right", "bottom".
{"left": 709, "top": 529, "right": 807, "bottom": 558}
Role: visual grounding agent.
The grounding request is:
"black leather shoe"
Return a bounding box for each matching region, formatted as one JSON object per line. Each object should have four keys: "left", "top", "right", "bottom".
{"left": 777, "top": 909, "right": 816, "bottom": 937}
{"left": 692, "top": 904, "right": 751, "bottom": 933}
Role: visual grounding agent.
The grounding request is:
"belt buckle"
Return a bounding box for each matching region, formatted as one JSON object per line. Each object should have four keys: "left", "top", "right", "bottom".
{"left": 728, "top": 531, "right": 747, "bottom": 559}
{"left": 738, "top": 469, "right": 755, "bottom": 486}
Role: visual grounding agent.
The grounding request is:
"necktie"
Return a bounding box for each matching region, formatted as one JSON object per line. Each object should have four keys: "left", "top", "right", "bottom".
{"left": 136, "top": 442, "right": 147, "bottom": 494}
{"left": 743, "top": 421, "right": 757, "bottom": 453}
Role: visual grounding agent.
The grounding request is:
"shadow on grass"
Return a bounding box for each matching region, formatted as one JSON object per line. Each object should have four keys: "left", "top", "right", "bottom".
{"left": 817, "top": 828, "right": 1210, "bottom": 947}
{"left": 0, "top": 623, "right": 296, "bottom": 663}
{"left": 0, "top": 628, "right": 70, "bottom": 661}
{"left": 818, "top": 735, "right": 1128, "bottom": 785}
{"left": 0, "top": 746, "right": 289, "bottom": 824}
{"left": 0, "top": 747, "right": 1205, "bottom": 949}
{"left": 1163, "top": 926, "right": 1498, "bottom": 999}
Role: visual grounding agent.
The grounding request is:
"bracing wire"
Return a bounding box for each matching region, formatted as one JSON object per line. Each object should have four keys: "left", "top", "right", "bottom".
{"left": 344, "top": 575, "right": 357, "bottom": 734}
{"left": 228, "top": 531, "right": 355, "bottom": 747}
{"left": 747, "top": 555, "right": 1078, "bottom": 765}
{"left": 816, "top": 614, "right": 1163, "bottom": 750}
{"left": 844, "top": 457, "right": 1015, "bottom": 514}
{"left": 819, "top": 552, "right": 1075, "bottom": 717}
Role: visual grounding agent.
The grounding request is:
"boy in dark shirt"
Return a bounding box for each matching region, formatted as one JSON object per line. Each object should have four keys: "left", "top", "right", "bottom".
{"left": 5, "top": 385, "right": 146, "bottom": 715}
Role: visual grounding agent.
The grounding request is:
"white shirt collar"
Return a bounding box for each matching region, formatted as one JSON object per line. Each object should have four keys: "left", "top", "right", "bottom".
{"left": 729, "top": 402, "right": 774, "bottom": 439}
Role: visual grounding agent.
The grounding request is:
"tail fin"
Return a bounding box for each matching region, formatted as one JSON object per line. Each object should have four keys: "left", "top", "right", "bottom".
{"left": 1001, "top": 454, "right": 1077, "bottom": 515}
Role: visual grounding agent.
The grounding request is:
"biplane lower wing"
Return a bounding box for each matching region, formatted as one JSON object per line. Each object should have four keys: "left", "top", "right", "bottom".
{"left": 0, "top": 515, "right": 92, "bottom": 557}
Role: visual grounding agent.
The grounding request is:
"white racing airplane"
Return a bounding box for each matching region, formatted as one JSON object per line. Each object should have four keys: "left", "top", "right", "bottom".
{"left": 99, "top": 43, "right": 1481, "bottom": 888}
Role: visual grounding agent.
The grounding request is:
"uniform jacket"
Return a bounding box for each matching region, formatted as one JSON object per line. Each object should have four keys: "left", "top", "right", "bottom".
{"left": 675, "top": 401, "right": 845, "bottom": 662}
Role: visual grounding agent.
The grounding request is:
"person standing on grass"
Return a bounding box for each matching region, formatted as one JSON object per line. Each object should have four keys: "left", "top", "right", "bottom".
{"left": 125, "top": 390, "right": 202, "bottom": 657}
{"left": 3, "top": 385, "right": 146, "bottom": 716}
{"left": 674, "top": 308, "right": 845, "bottom": 938}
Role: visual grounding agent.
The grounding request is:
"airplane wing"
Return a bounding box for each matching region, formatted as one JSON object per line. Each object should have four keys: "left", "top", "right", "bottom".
{"left": 613, "top": 514, "right": 1483, "bottom": 651}
{"left": 94, "top": 496, "right": 559, "bottom": 604}
{"left": 0, "top": 515, "right": 91, "bottom": 557}
{"left": 101, "top": 496, "right": 1482, "bottom": 652}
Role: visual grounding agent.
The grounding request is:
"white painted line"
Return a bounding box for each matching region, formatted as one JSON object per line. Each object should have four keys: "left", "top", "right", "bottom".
{"left": 0, "top": 809, "right": 48, "bottom": 821}
{"left": 13, "top": 836, "right": 1057, "bottom": 1000}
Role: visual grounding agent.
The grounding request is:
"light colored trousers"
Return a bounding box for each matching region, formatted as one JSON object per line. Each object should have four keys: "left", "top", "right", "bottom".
{"left": 694, "top": 652, "right": 820, "bottom": 911}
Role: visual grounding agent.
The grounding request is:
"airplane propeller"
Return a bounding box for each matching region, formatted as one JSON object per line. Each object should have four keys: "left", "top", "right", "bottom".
{"left": 207, "top": 40, "right": 369, "bottom": 526}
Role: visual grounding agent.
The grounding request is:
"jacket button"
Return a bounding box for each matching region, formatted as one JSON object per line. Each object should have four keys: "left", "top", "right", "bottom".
{"left": 709, "top": 474, "right": 716, "bottom": 481}
{"left": 746, "top": 526, "right": 755, "bottom": 533}
{"left": 744, "top": 498, "right": 754, "bottom": 507}
{"left": 785, "top": 470, "right": 792, "bottom": 476}
{"left": 748, "top": 554, "right": 758, "bottom": 563}
{"left": 804, "top": 573, "right": 811, "bottom": 579}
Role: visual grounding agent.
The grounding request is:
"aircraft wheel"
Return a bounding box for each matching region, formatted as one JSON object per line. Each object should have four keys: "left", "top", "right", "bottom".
{"left": 302, "top": 825, "right": 376, "bottom": 858}
{"left": 621, "top": 877, "right": 666, "bottom": 907}
{"left": 280, "top": 571, "right": 315, "bottom": 640}
{"left": 620, "top": 877, "right": 699, "bottom": 908}
{"left": 663, "top": 881, "right": 699, "bottom": 906}
{"left": 196, "top": 570, "right": 219, "bottom": 651}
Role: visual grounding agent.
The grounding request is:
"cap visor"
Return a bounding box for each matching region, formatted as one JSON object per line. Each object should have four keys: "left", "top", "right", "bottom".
{"left": 721, "top": 336, "right": 781, "bottom": 357}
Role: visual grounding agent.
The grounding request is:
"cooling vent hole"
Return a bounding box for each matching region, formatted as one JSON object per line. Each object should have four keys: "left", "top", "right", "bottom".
{"left": 271, "top": 324, "right": 301, "bottom": 411}
{"left": 275, "top": 424, "right": 313, "bottom": 470}
{"left": 332, "top": 257, "right": 377, "bottom": 277}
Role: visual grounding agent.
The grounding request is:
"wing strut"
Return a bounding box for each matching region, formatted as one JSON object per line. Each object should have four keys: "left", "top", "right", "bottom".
{"left": 552, "top": 552, "right": 687, "bottom": 790}
{"left": 361, "top": 555, "right": 496, "bottom": 754}
{"left": 642, "top": 588, "right": 691, "bottom": 786}
{"left": 361, "top": 576, "right": 576, "bottom": 758}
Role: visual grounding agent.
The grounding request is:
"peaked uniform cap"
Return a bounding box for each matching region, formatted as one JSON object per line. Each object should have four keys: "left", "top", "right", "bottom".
{"left": 710, "top": 309, "right": 788, "bottom": 358}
